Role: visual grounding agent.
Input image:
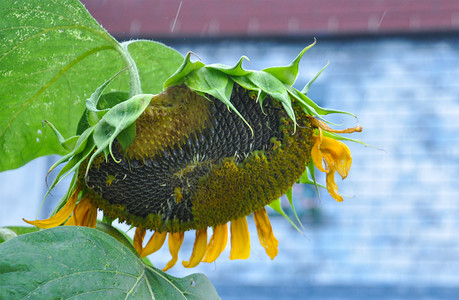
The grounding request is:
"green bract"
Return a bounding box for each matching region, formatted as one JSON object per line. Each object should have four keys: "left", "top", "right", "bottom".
{"left": 165, "top": 40, "right": 354, "bottom": 134}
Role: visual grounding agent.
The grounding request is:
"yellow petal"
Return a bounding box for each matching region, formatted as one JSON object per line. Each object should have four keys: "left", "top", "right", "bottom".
{"left": 253, "top": 208, "right": 279, "bottom": 260}
{"left": 203, "top": 224, "right": 228, "bottom": 263}
{"left": 71, "top": 196, "right": 98, "bottom": 228}
{"left": 182, "top": 228, "right": 208, "bottom": 268}
{"left": 325, "top": 165, "right": 343, "bottom": 202}
{"left": 163, "top": 232, "right": 185, "bottom": 271}
{"left": 320, "top": 136, "right": 352, "bottom": 179}
{"left": 23, "top": 186, "right": 81, "bottom": 229}
{"left": 64, "top": 215, "right": 76, "bottom": 226}
{"left": 311, "top": 129, "right": 327, "bottom": 173}
{"left": 86, "top": 203, "right": 98, "bottom": 228}
{"left": 133, "top": 227, "right": 146, "bottom": 255}
{"left": 229, "top": 217, "right": 250, "bottom": 260}
{"left": 307, "top": 116, "right": 363, "bottom": 134}
{"left": 141, "top": 231, "right": 167, "bottom": 258}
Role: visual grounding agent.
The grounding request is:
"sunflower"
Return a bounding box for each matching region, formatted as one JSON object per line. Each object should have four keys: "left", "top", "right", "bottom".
{"left": 25, "top": 42, "right": 361, "bottom": 271}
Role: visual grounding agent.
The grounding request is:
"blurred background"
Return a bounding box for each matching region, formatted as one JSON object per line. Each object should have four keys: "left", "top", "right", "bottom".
{"left": 2, "top": 0, "right": 459, "bottom": 299}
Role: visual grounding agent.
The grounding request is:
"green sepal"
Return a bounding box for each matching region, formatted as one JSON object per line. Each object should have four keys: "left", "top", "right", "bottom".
{"left": 263, "top": 39, "right": 316, "bottom": 86}
{"left": 268, "top": 198, "right": 302, "bottom": 233}
{"left": 44, "top": 138, "right": 96, "bottom": 215}
{"left": 180, "top": 67, "right": 254, "bottom": 136}
{"left": 163, "top": 52, "right": 205, "bottom": 88}
{"left": 86, "top": 68, "right": 129, "bottom": 126}
{"left": 86, "top": 93, "right": 152, "bottom": 175}
{"left": 244, "top": 71, "right": 297, "bottom": 129}
{"left": 301, "top": 60, "right": 329, "bottom": 95}
{"left": 42, "top": 120, "right": 79, "bottom": 152}
{"left": 323, "top": 131, "right": 372, "bottom": 148}
{"left": 47, "top": 126, "right": 95, "bottom": 176}
{"left": 50, "top": 172, "right": 80, "bottom": 217}
{"left": 286, "top": 187, "right": 305, "bottom": 231}
{"left": 117, "top": 123, "right": 136, "bottom": 150}
{"left": 78, "top": 91, "right": 131, "bottom": 135}
{"left": 207, "top": 56, "right": 251, "bottom": 76}
{"left": 287, "top": 85, "right": 355, "bottom": 119}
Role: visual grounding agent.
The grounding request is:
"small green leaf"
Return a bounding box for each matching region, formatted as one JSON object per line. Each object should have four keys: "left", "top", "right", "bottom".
{"left": 268, "top": 198, "right": 302, "bottom": 233}
{"left": 263, "top": 39, "right": 316, "bottom": 86}
{"left": 0, "top": 226, "right": 220, "bottom": 299}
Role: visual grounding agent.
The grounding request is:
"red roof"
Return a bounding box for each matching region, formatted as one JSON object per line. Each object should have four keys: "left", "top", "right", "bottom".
{"left": 81, "top": 0, "right": 459, "bottom": 38}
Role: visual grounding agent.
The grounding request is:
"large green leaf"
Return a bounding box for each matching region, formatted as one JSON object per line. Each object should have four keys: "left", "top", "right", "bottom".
{"left": 0, "top": 0, "right": 129, "bottom": 171}
{"left": 0, "top": 1, "right": 184, "bottom": 172}
{"left": 0, "top": 226, "right": 220, "bottom": 299}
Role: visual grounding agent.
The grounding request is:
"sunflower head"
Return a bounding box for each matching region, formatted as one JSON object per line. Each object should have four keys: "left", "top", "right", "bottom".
{"left": 25, "top": 41, "right": 362, "bottom": 271}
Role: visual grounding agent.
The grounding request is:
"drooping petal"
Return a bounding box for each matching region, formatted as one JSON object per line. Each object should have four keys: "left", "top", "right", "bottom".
{"left": 141, "top": 231, "right": 167, "bottom": 258}
{"left": 64, "top": 215, "right": 76, "bottom": 226}
{"left": 307, "top": 116, "right": 362, "bottom": 134}
{"left": 320, "top": 136, "right": 352, "bottom": 179}
{"left": 163, "top": 232, "right": 185, "bottom": 271}
{"left": 182, "top": 228, "right": 208, "bottom": 268}
{"left": 68, "top": 196, "right": 98, "bottom": 228}
{"left": 325, "top": 164, "right": 343, "bottom": 202}
{"left": 23, "top": 186, "right": 81, "bottom": 229}
{"left": 133, "top": 227, "right": 146, "bottom": 255}
{"left": 203, "top": 224, "right": 228, "bottom": 263}
{"left": 253, "top": 208, "right": 279, "bottom": 260}
{"left": 311, "top": 129, "right": 326, "bottom": 173}
{"left": 310, "top": 129, "right": 352, "bottom": 202}
{"left": 229, "top": 217, "right": 250, "bottom": 260}
{"left": 85, "top": 202, "right": 98, "bottom": 228}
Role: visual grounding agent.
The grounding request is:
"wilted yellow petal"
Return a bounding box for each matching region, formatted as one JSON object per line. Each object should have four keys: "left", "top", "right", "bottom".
{"left": 133, "top": 227, "right": 146, "bottom": 255}
{"left": 70, "top": 196, "right": 98, "bottom": 228}
{"left": 325, "top": 165, "right": 343, "bottom": 202}
{"left": 320, "top": 136, "right": 352, "bottom": 179}
{"left": 253, "top": 208, "right": 279, "bottom": 260}
{"left": 182, "top": 228, "right": 208, "bottom": 268}
{"left": 311, "top": 129, "right": 328, "bottom": 173}
{"left": 23, "top": 186, "right": 81, "bottom": 229}
{"left": 163, "top": 232, "right": 185, "bottom": 271}
{"left": 141, "top": 231, "right": 167, "bottom": 258}
{"left": 85, "top": 203, "right": 98, "bottom": 228}
{"left": 203, "top": 223, "right": 228, "bottom": 263}
{"left": 64, "top": 215, "right": 76, "bottom": 226}
{"left": 229, "top": 217, "right": 250, "bottom": 260}
{"left": 307, "top": 116, "right": 362, "bottom": 134}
